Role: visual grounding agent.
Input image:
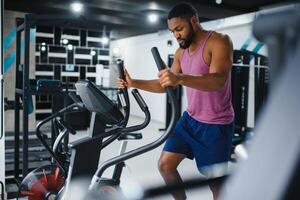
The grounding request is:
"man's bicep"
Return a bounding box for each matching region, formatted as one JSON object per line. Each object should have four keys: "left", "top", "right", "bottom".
{"left": 209, "top": 36, "right": 233, "bottom": 75}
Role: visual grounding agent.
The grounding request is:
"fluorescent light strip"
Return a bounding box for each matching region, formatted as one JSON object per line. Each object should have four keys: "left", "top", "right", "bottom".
{"left": 97, "top": 55, "right": 110, "bottom": 60}
{"left": 48, "top": 52, "right": 67, "bottom": 58}
{"left": 74, "top": 54, "right": 92, "bottom": 59}
{"left": 35, "top": 71, "right": 54, "bottom": 76}
{"left": 36, "top": 32, "right": 54, "bottom": 38}
{"left": 62, "top": 34, "right": 80, "bottom": 40}
{"left": 35, "top": 109, "right": 52, "bottom": 114}
{"left": 86, "top": 73, "right": 97, "bottom": 77}
{"left": 87, "top": 37, "right": 103, "bottom": 43}
{"left": 61, "top": 72, "right": 80, "bottom": 77}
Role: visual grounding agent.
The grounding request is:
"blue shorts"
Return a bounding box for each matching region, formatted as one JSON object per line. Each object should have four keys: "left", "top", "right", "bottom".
{"left": 163, "top": 111, "right": 233, "bottom": 174}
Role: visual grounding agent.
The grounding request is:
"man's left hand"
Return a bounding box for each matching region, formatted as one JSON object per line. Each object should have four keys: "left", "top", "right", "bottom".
{"left": 157, "top": 69, "right": 181, "bottom": 87}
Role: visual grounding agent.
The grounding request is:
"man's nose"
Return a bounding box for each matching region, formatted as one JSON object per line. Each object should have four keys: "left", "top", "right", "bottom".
{"left": 174, "top": 32, "right": 180, "bottom": 39}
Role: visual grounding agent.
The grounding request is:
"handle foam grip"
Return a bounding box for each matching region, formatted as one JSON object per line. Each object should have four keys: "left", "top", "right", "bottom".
{"left": 116, "top": 59, "right": 125, "bottom": 80}
{"left": 151, "top": 47, "right": 165, "bottom": 71}
{"left": 132, "top": 89, "right": 148, "bottom": 112}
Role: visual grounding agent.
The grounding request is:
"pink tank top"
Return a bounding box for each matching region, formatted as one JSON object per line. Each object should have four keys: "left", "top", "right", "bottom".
{"left": 180, "top": 31, "right": 234, "bottom": 124}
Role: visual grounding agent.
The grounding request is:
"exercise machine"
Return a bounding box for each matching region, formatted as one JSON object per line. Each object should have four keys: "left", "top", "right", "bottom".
{"left": 19, "top": 59, "right": 150, "bottom": 200}
{"left": 66, "top": 47, "right": 180, "bottom": 200}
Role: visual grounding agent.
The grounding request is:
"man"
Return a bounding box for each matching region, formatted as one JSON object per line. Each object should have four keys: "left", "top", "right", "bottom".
{"left": 117, "top": 3, "right": 234, "bottom": 200}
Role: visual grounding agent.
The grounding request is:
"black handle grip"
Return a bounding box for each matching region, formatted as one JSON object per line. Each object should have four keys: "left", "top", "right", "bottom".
{"left": 116, "top": 59, "right": 125, "bottom": 80}
{"left": 132, "top": 89, "right": 148, "bottom": 112}
{"left": 151, "top": 47, "right": 165, "bottom": 71}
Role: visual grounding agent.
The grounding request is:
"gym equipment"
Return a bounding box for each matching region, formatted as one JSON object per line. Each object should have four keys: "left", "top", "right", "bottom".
{"left": 19, "top": 59, "right": 148, "bottom": 200}
{"left": 231, "top": 50, "right": 269, "bottom": 159}
{"left": 159, "top": 54, "right": 182, "bottom": 132}
{"left": 50, "top": 79, "right": 150, "bottom": 199}
{"left": 19, "top": 92, "right": 85, "bottom": 200}
{"left": 74, "top": 47, "right": 179, "bottom": 200}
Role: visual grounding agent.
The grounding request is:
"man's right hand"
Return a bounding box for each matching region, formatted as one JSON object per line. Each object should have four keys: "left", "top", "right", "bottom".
{"left": 116, "top": 68, "right": 134, "bottom": 88}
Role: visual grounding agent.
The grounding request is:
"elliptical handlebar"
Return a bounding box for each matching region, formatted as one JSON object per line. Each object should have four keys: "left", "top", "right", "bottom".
{"left": 116, "top": 59, "right": 130, "bottom": 127}
{"left": 116, "top": 59, "right": 126, "bottom": 80}
{"left": 131, "top": 89, "right": 148, "bottom": 113}
{"left": 151, "top": 47, "right": 165, "bottom": 71}
{"left": 119, "top": 89, "right": 151, "bottom": 133}
{"left": 89, "top": 47, "right": 179, "bottom": 189}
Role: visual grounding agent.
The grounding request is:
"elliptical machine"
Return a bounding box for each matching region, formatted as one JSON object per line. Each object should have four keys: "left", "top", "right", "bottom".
{"left": 65, "top": 47, "right": 180, "bottom": 200}
{"left": 19, "top": 59, "right": 150, "bottom": 200}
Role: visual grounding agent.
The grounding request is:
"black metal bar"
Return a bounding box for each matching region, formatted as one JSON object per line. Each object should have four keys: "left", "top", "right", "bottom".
{"left": 115, "top": 107, "right": 150, "bottom": 133}
{"left": 16, "top": 23, "right": 24, "bottom": 32}
{"left": 111, "top": 161, "right": 125, "bottom": 185}
{"left": 22, "top": 17, "right": 31, "bottom": 177}
{"left": 101, "top": 133, "right": 121, "bottom": 149}
{"left": 14, "top": 24, "right": 22, "bottom": 179}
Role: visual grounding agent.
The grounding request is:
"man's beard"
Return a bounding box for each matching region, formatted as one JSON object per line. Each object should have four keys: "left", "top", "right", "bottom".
{"left": 178, "top": 23, "right": 195, "bottom": 49}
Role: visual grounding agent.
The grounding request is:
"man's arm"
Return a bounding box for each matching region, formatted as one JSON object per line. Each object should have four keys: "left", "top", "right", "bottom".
{"left": 131, "top": 79, "right": 164, "bottom": 93}
{"left": 159, "top": 34, "right": 233, "bottom": 91}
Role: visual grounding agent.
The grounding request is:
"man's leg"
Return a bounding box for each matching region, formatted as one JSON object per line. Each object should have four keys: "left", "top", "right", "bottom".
{"left": 158, "top": 151, "right": 186, "bottom": 200}
{"left": 209, "top": 179, "right": 223, "bottom": 200}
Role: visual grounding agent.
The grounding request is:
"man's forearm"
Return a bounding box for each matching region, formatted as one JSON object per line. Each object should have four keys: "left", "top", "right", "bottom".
{"left": 132, "top": 79, "right": 165, "bottom": 93}
{"left": 178, "top": 73, "right": 228, "bottom": 91}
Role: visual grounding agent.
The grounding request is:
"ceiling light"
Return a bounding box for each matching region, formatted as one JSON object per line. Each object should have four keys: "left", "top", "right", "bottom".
{"left": 148, "top": 13, "right": 158, "bottom": 23}
{"left": 216, "top": 0, "right": 222, "bottom": 4}
{"left": 102, "top": 37, "right": 109, "bottom": 45}
{"left": 67, "top": 44, "right": 73, "bottom": 51}
{"left": 62, "top": 39, "right": 69, "bottom": 45}
{"left": 90, "top": 50, "right": 96, "bottom": 56}
{"left": 71, "top": 2, "right": 83, "bottom": 13}
{"left": 41, "top": 46, "right": 46, "bottom": 52}
{"left": 149, "top": 3, "right": 159, "bottom": 10}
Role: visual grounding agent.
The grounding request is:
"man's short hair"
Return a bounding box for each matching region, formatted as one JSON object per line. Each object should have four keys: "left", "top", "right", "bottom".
{"left": 168, "top": 3, "right": 198, "bottom": 20}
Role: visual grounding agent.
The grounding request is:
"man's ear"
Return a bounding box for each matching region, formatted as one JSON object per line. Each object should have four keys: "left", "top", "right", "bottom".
{"left": 190, "top": 15, "right": 198, "bottom": 25}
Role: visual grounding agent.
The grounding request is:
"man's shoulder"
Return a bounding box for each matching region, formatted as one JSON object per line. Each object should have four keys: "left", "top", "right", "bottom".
{"left": 209, "top": 32, "right": 232, "bottom": 47}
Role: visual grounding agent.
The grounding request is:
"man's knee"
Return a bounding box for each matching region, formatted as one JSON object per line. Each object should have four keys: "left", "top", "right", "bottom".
{"left": 158, "top": 157, "right": 176, "bottom": 174}
{"left": 158, "top": 152, "right": 185, "bottom": 174}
